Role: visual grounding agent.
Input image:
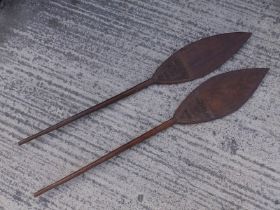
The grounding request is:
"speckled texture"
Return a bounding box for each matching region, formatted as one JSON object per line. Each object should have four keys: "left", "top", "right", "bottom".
{"left": 0, "top": 0, "right": 279, "bottom": 209}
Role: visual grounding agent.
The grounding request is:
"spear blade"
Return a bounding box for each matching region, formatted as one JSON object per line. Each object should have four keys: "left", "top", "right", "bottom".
{"left": 174, "top": 68, "right": 269, "bottom": 124}
{"left": 153, "top": 32, "right": 252, "bottom": 84}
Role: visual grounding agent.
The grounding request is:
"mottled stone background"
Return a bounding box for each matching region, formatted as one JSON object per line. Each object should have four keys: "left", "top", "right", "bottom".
{"left": 0, "top": 0, "right": 280, "bottom": 209}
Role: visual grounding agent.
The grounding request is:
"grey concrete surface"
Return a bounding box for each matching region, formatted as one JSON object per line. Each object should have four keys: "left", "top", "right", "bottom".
{"left": 0, "top": 0, "right": 280, "bottom": 209}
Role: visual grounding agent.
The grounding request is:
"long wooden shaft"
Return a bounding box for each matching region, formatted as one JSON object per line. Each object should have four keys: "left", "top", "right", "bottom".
{"left": 19, "top": 79, "right": 154, "bottom": 145}
{"left": 34, "top": 118, "right": 176, "bottom": 197}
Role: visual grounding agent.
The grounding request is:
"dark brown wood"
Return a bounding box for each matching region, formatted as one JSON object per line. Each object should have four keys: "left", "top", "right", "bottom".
{"left": 33, "top": 68, "right": 268, "bottom": 197}
{"left": 33, "top": 118, "right": 176, "bottom": 197}
{"left": 152, "top": 32, "right": 252, "bottom": 84}
{"left": 19, "top": 32, "right": 251, "bottom": 145}
{"left": 174, "top": 68, "right": 269, "bottom": 124}
{"left": 18, "top": 79, "right": 154, "bottom": 145}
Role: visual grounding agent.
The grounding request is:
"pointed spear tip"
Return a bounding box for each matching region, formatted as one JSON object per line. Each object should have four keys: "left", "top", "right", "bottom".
{"left": 237, "top": 31, "right": 252, "bottom": 40}
{"left": 246, "top": 67, "right": 269, "bottom": 81}
{"left": 227, "top": 31, "right": 252, "bottom": 41}
{"left": 243, "top": 68, "right": 269, "bottom": 77}
{"left": 259, "top": 67, "right": 269, "bottom": 76}
{"left": 253, "top": 67, "right": 269, "bottom": 74}
{"left": 245, "top": 32, "right": 252, "bottom": 38}
{"left": 262, "top": 67, "right": 269, "bottom": 73}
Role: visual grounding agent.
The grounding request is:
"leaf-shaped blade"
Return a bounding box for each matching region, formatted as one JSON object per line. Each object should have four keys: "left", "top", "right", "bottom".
{"left": 152, "top": 32, "right": 251, "bottom": 84}
{"left": 174, "top": 68, "right": 268, "bottom": 124}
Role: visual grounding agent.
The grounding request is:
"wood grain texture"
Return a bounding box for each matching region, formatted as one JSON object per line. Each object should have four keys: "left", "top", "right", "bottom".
{"left": 0, "top": 0, "right": 279, "bottom": 209}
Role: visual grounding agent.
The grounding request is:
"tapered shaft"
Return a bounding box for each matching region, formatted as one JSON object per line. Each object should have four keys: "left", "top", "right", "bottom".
{"left": 34, "top": 118, "right": 176, "bottom": 197}
{"left": 18, "top": 79, "right": 154, "bottom": 145}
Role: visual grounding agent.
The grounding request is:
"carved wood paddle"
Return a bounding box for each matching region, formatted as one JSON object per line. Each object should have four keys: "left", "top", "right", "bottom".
{"left": 18, "top": 32, "right": 251, "bottom": 145}
{"left": 34, "top": 68, "right": 268, "bottom": 197}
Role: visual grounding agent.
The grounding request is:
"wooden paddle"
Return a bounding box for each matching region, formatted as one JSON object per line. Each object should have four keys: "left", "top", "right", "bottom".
{"left": 18, "top": 32, "right": 251, "bottom": 145}
{"left": 34, "top": 68, "right": 268, "bottom": 197}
